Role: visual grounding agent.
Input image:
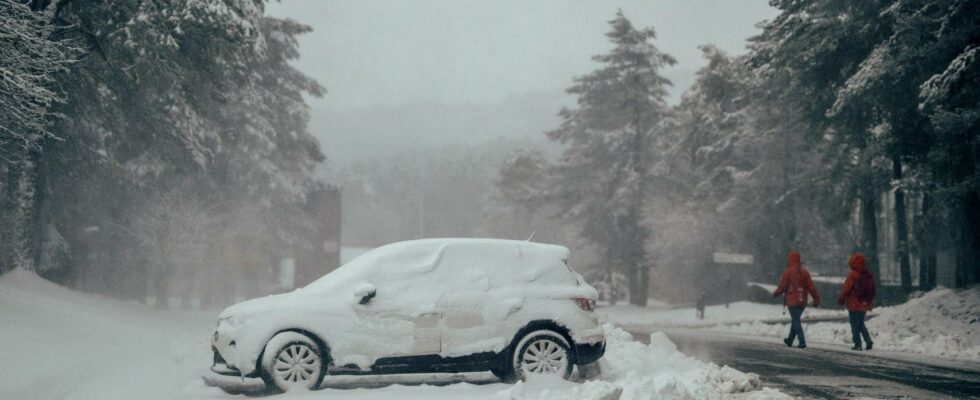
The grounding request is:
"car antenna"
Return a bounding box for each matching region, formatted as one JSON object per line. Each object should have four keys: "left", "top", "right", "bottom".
{"left": 526, "top": 231, "right": 536, "bottom": 242}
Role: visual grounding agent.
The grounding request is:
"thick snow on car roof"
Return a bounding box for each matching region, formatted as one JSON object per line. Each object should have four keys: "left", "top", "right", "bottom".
{"left": 304, "top": 238, "right": 571, "bottom": 292}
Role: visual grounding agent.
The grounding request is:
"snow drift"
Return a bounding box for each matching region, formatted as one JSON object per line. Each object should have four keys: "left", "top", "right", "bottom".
{"left": 716, "top": 287, "right": 980, "bottom": 362}
{"left": 1, "top": 268, "right": 788, "bottom": 400}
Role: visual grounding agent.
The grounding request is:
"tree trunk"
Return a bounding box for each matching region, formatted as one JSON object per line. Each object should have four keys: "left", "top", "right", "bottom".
{"left": 861, "top": 185, "right": 881, "bottom": 286}
{"left": 893, "top": 157, "right": 912, "bottom": 293}
{"left": 3, "top": 153, "right": 40, "bottom": 272}
{"left": 626, "top": 122, "right": 649, "bottom": 307}
{"left": 958, "top": 190, "right": 980, "bottom": 287}
{"left": 919, "top": 192, "right": 936, "bottom": 290}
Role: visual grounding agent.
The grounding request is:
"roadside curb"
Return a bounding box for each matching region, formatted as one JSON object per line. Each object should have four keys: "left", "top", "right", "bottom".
{"left": 623, "top": 325, "right": 980, "bottom": 373}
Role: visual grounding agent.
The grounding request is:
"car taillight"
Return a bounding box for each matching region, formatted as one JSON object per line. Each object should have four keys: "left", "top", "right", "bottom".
{"left": 573, "top": 297, "right": 596, "bottom": 311}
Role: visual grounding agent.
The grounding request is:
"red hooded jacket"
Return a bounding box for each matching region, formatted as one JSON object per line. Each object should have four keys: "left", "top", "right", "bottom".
{"left": 773, "top": 252, "right": 820, "bottom": 307}
{"left": 839, "top": 253, "right": 874, "bottom": 312}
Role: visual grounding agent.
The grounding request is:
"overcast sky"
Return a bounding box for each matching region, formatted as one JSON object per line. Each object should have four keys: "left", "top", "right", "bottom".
{"left": 266, "top": 0, "right": 778, "bottom": 110}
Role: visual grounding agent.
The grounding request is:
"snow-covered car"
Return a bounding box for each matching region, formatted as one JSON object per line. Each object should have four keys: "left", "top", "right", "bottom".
{"left": 210, "top": 238, "right": 605, "bottom": 392}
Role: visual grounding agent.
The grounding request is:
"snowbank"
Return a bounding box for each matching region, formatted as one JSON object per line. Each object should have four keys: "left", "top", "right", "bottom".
{"left": 2, "top": 268, "right": 788, "bottom": 400}
{"left": 193, "top": 324, "right": 791, "bottom": 400}
{"left": 714, "top": 287, "right": 980, "bottom": 362}
{"left": 491, "top": 325, "right": 791, "bottom": 400}
{"left": 599, "top": 301, "right": 845, "bottom": 328}
{"left": 0, "top": 268, "right": 215, "bottom": 400}
{"left": 576, "top": 325, "right": 792, "bottom": 400}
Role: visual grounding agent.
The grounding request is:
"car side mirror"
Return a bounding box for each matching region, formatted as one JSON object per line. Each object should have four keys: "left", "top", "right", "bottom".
{"left": 354, "top": 283, "right": 377, "bottom": 305}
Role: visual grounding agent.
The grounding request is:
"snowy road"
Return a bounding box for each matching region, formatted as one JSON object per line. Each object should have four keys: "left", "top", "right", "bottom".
{"left": 630, "top": 328, "right": 980, "bottom": 399}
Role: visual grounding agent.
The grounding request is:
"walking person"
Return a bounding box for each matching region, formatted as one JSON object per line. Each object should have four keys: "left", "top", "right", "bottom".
{"left": 696, "top": 291, "right": 706, "bottom": 320}
{"left": 839, "top": 252, "right": 875, "bottom": 351}
{"left": 772, "top": 251, "right": 820, "bottom": 348}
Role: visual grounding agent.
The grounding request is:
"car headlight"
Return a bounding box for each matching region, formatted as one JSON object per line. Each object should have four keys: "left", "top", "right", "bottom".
{"left": 216, "top": 315, "right": 247, "bottom": 331}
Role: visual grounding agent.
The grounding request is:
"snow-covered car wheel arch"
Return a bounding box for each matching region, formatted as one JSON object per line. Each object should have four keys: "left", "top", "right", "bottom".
{"left": 258, "top": 330, "right": 331, "bottom": 391}
{"left": 511, "top": 329, "right": 574, "bottom": 380}
{"left": 493, "top": 320, "right": 577, "bottom": 382}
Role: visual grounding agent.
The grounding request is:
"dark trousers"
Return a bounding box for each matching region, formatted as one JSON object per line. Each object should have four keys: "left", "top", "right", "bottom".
{"left": 848, "top": 311, "right": 873, "bottom": 347}
{"left": 786, "top": 306, "right": 806, "bottom": 346}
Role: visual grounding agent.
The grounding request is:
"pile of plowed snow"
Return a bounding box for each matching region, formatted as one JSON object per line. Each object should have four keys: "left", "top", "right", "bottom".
{"left": 487, "top": 325, "right": 789, "bottom": 400}
{"left": 716, "top": 287, "right": 980, "bottom": 362}
{"left": 1, "top": 269, "right": 789, "bottom": 400}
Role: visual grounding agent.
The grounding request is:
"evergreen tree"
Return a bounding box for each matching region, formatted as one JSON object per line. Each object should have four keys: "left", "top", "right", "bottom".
{"left": 0, "top": 0, "right": 76, "bottom": 273}
{"left": 9, "top": 0, "right": 329, "bottom": 302}
{"left": 545, "top": 11, "right": 675, "bottom": 306}
{"left": 749, "top": 0, "right": 894, "bottom": 285}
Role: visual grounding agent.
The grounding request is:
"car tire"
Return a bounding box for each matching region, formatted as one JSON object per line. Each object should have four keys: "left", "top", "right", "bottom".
{"left": 260, "top": 331, "right": 326, "bottom": 392}
{"left": 509, "top": 329, "right": 574, "bottom": 381}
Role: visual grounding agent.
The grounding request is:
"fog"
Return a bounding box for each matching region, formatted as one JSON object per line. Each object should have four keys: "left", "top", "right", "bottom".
{"left": 4, "top": 0, "right": 975, "bottom": 321}
{"left": 263, "top": 1, "right": 784, "bottom": 278}
{"left": 266, "top": 0, "right": 778, "bottom": 164}
{"left": 5, "top": 2, "right": 980, "bottom": 398}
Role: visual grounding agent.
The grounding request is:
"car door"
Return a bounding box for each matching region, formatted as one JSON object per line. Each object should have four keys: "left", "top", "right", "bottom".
{"left": 433, "top": 245, "right": 494, "bottom": 356}
{"left": 346, "top": 247, "right": 445, "bottom": 365}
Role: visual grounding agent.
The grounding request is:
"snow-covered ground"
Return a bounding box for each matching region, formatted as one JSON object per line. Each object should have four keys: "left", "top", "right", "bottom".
{"left": 599, "top": 289, "right": 980, "bottom": 363}
{"left": 599, "top": 300, "right": 846, "bottom": 329}
{"left": 1, "top": 269, "right": 790, "bottom": 400}
{"left": 0, "top": 268, "right": 215, "bottom": 400}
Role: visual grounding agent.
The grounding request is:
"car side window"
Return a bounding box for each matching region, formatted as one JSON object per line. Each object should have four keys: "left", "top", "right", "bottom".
{"left": 434, "top": 245, "right": 493, "bottom": 292}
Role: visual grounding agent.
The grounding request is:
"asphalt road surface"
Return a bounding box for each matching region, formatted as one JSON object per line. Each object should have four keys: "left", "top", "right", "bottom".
{"left": 629, "top": 328, "right": 980, "bottom": 399}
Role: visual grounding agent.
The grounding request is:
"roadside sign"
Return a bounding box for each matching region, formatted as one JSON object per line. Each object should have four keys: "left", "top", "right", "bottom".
{"left": 713, "top": 252, "right": 754, "bottom": 265}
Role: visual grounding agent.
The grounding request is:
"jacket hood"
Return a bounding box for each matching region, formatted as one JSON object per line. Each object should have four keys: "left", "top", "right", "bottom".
{"left": 848, "top": 253, "right": 866, "bottom": 271}
{"left": 787, "top": 251, "right": 802, "bottom": 269}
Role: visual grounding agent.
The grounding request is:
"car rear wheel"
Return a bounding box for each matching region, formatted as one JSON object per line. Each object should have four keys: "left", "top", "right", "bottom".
{"left": 510, "top": 330, "right": 574, "bottom": 381}
{"left": 260, "top": 332, "right": 324, "bottom": 392}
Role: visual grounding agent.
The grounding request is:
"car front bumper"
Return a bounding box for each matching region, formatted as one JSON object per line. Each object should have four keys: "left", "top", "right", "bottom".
{"left": 211, "top": 345, "right": 259, "bottom": 378}
{"left": 574, "top": 340, "right": 605, "bottom": 364}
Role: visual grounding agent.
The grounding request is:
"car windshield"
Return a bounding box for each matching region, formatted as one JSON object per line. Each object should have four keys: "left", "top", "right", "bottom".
{"left": 303, "top": 242, "right": 442, "bottom": 292}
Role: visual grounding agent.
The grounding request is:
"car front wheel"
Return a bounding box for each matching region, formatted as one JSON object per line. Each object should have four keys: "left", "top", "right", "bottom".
{"left": 510, "top": 330, "right": 574, "bottom": 381}
{"left": 260, "top": 332, "right": 325, "bottom": 392}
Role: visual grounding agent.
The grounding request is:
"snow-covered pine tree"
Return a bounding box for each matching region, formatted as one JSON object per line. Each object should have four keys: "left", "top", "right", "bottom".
{"left": 546, "top": 11, "right": 675, "bottom": 306}
{"left": 21, "top": 0, "right": 328, "bottom": 300}
{"left": 749, "top": 0, "right": 893, "bottom": 285}
{"left": 0, "top": 0, "right": 76, "bottom": 273}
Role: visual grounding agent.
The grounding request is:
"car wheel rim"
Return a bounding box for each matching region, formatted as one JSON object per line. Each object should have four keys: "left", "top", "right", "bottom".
{"left": 273, "top": 343, "right": 321, "bottom": 387}
{"left": 521, "top": 338, "right": 568, "bottom": 374}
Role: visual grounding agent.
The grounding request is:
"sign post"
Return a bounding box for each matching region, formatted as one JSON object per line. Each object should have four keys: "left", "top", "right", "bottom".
{"left": 713, "top": 252, "right": 754, "bottom": 308}
{"left": 713, "top": 252, "right": 754, "bottom": 265}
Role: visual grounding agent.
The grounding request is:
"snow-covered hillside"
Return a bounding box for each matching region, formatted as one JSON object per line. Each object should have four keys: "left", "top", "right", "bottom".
{"left": 1, "top": 269, "right": 791, "bottom": 400}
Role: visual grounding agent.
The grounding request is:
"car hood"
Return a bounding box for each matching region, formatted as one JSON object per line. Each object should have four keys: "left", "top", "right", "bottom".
{"left": 218, "top": 289, "right": 344, "bottom": 320}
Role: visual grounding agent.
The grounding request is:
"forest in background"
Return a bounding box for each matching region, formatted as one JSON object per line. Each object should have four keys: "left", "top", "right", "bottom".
{"left": 485, "top": 2, "right": 980, "bottom": 305}
{"left": 0, "top": 0, "right": 327, "bottom": 307}
{"left": 3, "top": 0, "right": 979, "bottom": 308}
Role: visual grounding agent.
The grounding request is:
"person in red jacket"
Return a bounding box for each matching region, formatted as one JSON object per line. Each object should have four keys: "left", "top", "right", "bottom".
{"left": 839, "top": 252, "right": 875, "bottom": 350}
{"left": 772, "top": 251, "right": 820, "bottom": 348}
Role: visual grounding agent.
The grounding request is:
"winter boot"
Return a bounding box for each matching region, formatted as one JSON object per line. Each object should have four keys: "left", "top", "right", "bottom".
{"left": 783, "top": 338, "right": 792, "bottom": 347}
{"left": 865, "top": 342, "right": 873, "bottom": 351}
{"left": 850, "top": 345, "right": 862, "bottom": 351}
{"left": 797, "top": 344, "right": 807, "bottom": 349}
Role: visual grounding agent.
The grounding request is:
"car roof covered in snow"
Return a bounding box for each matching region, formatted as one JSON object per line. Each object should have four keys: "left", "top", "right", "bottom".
{"left": 304, "top": 238, "right": 571, "bottom": 292}
{"left": 380, "top": 238, "right": 570, "bottom": 257}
